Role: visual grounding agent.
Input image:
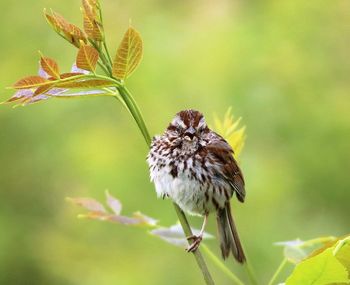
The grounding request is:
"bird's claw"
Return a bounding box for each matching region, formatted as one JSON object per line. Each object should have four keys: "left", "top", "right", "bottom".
{"left": 186, "top": 235, "right": 203, "bottom": 252}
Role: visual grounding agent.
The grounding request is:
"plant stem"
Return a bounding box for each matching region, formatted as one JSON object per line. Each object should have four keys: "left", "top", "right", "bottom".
{"left": 97, "top": 61, "right": 110, "bottom": 76}
{"left": 267, "top": 258, "right": 288, "bottom": 285}
{"left": 201, "top": 244, "right": 244, "bottom": 285}
{"left": 103, "top": 41, "right": 113, "bottom": 67}
{"left": 174, "top": 206, "right": 215, "bottom": 285}
{"left": 243, "top": 256, "right": 258, "bottom": 285}
{"left": 90, "top": 40, "right": 113, "bottom": 76}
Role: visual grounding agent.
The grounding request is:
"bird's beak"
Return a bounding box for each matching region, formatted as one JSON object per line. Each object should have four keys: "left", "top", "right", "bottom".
{"left": 184, "top": 126, "right": 196, "bottom": 141}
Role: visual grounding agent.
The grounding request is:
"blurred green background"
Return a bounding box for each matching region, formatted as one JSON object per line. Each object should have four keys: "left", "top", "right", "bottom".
{"left": 1, "top": 0, "right": 350, "bottom": 284}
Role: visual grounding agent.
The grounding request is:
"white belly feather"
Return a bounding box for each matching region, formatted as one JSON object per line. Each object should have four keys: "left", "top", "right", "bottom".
{"left": 149, "top": 157, "right": 227, "bottom": 215}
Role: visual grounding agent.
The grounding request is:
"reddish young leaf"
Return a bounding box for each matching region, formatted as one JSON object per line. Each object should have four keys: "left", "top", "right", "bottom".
{"left": 106, "top": 190, "right": 122, "bottom": 215}
{"left": 13, "top": 76, "right": 47, "bottom": 89}
{"left": 52, "top": 11, "right": 85, "bottom": 39}
{"left": 113, "top": 27, "right": 143, "bottom": 80}
{"left": 82, "top": 0, "right": 102, "bottom": 41}
{"left": 67, "top": 197, "right": 107, "bottom": 213}
{"left": 68, "top": 193, "right": 159, "bottom": 227}
{"left": 59, "top": 72, "right": 84, "bottom": 79}
{"left": 3, "top": 89, "right": 34, "bottom": 104}
{"left": 76, "top": 44, "right": 99, "bottom": 71}
{"left": 40, "top": 57, "right": 60, "bottom": 79}
{"left": 55, "top": 90, "right": 108, "bottom": 97}
{"left": 132, "top": 212, "right": 158, "bottom": 226}
{"left": 33, "top": 83, "right": 54, "bottom": 96}
{"left": 56, "top": 79, "right": 113, "bottom": 88}
{"left": 44, "top": 10, "right": 87, "bottom": 47}
{"left": 44, "top": 12, "right": 61, "bottom": 32}
{"left": 71, "top": 63, "right": 90, "bottom": 74}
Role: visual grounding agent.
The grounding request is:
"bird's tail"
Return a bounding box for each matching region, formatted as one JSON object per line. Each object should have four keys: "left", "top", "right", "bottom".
{"left": 216, "top": 202, "right": 246, "bottom": 263}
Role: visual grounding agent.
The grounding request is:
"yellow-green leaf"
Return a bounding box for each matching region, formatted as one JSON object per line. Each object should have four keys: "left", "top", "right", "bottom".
{"left": 212, "top": 107, "right": 246, "bottom": 158}
{"left": 112, "top": 27, "right": 143, "bottom": 80}
{"left": 76, "top": 44, "right": 99, "bottom": 71}
{"left": 13, "top": 76, "right": 48, "bottom": 89}
{"left": 40, "top": 57, "right": 60, "bottom": 79}
{"left": 286, "top": 247, "right": 350, "bottom": 285}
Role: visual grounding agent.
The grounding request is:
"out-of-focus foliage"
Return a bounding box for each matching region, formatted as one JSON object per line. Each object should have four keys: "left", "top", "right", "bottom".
{"left": 69, "top": 191, "right": 213, "bottom": 248}
{"left": 212, "top": 107, "right": 246, "bottom": 158}
{"left": 67, "top": 190, "right": 158, "bottom": 226}
{"left": 1, "top": 0, "right": 350, "bottom": 284}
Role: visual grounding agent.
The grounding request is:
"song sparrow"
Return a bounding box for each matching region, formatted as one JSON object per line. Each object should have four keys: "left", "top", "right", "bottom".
{"left": 147, "top": 109, "right": 246, "bottom": 263}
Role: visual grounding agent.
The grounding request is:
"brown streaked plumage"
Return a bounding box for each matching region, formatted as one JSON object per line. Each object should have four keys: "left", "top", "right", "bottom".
{"left": 147, "top": 109, "right": 246, "bottom": 263}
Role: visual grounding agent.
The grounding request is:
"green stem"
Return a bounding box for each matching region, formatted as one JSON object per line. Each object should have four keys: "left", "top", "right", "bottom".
{"left": 243, "top": 256, "right": 258, "bottom": 285}
{"left": 97, "top": 61, "right": 110, "bottom": 75}
{"left": 90, "top": 40, "right": 113, "bottom": 76}
{"left": 116, "top": 85, "right": 151, "bottom": 145}
{"left": 103, "top": 41, "right": 113, "bottom": 67}
{"left": 174, "top": 206, "right": 215, "bottom": 285}
{"left": 267, "top": 258, "right": 288, "bottom": 285}
{"left": 201, "top": 244, "right": 244, "bottom": 285}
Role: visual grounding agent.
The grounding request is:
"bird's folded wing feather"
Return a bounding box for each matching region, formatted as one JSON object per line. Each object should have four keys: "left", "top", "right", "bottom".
{"left": 205, "top": 132, "right": 245, "bottom": 202}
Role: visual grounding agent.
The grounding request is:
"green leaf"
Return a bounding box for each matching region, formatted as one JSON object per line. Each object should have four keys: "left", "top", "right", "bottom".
{"left": 286, "top": 247, "right": 350, "bottom": 285}
{"left": 112, "top": 27, "right": 143, "bottom": 80}
{"left": 334, "top": 238, "right": 350, "bottom": 276}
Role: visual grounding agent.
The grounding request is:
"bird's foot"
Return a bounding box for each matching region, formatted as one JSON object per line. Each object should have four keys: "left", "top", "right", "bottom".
{"left": 186, "top": 234, "right": 203, "bottom": 252}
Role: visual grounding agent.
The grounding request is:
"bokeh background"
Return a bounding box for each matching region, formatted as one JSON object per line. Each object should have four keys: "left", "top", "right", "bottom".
{"left": 1, "top": 0, "right": 350, "bottom": 284}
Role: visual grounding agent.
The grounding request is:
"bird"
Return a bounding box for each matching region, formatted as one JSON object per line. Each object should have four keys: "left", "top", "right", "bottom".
{"left": 147, "top": 109, "right": 246, "bottom": 263}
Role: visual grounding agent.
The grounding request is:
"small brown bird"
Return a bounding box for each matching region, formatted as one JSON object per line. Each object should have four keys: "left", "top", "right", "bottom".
{"left": 147, "top": 109, "right": 246, "bottom": 263}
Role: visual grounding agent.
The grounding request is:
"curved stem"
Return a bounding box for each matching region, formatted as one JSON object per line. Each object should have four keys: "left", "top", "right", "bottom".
{"left": 103, "top": 41, "right": 113, "bottom": 67}
{"left": 116, "top": 85, "right": 151, "bottom": 145}
{"left": 97, "top": 61, "right": 110, "bottom": 75}
{"left": 267, "top": 258, "right": 288, "bottom": 285}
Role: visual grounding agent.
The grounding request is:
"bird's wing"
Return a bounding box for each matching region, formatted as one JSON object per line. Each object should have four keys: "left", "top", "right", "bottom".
{"left": 205, "top": 132, "right": 245, "bottom": 203}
